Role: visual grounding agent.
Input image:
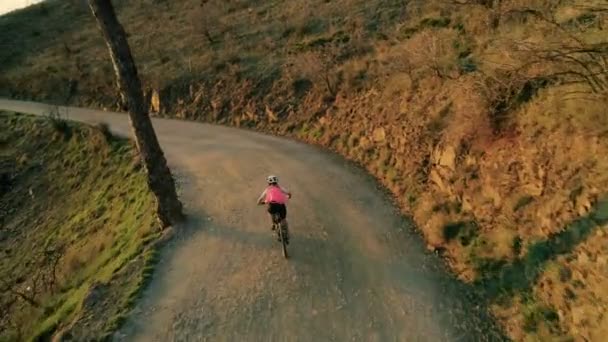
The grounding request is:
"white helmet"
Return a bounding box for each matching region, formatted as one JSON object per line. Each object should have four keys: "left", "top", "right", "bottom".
{"left": 267, "top": 175, "right": 279, "bottom": 184}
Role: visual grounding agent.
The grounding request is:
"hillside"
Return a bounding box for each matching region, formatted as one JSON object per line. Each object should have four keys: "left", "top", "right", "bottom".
{"left": 1, "top": 0, "right": 608, "bottom": 340}
{"left": 0, "top": 112, "right": 163, "bottom": 340}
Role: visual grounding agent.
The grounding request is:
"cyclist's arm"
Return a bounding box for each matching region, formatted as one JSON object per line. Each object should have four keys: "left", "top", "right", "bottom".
{"left": 256, "top": 189, "right": 267, "bottom": 205}
{"left": 280, "top": 185, "right": 292, "bottom": 199}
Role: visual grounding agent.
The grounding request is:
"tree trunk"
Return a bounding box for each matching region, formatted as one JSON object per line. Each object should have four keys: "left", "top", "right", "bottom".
{"left": 88, "top": 0, "right": 184, "bottom": 227}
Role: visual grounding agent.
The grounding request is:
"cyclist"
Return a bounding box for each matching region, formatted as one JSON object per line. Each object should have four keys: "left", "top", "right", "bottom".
{"left": 257, "top": 175, "right": 292, "bottom": 243}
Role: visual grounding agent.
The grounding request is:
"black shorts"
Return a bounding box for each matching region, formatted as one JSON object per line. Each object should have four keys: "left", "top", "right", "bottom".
{"left": 267, "top": 202, "right": 287, "bottom": 220}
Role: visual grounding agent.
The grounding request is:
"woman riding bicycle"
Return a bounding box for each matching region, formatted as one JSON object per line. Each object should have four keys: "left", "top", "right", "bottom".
{"left": 257, "top": 175, "right": 292, "bottom": 243}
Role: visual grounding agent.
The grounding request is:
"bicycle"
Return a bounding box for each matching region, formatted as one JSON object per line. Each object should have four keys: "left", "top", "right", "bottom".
{"left": 271, "top": 212, "right": 289, "bottom": 259}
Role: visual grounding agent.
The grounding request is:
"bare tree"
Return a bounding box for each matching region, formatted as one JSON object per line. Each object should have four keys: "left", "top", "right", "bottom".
{"left": 288, "top": 46, "right": 343, "bottom": 100}
{"left": 88, "top": 0, "right": 184, "bottom": 227}
{"left": 491, "top": 4, "right": 608, "bottom": 93}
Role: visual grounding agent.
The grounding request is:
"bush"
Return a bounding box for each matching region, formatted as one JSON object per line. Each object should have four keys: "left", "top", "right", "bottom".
{"left": 46, "top": 106, "right": 71, "bottom": 139}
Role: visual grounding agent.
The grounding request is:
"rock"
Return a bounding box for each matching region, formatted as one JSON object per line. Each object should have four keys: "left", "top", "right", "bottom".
{"left": 571, "top": 308, "right": 582, "bottom": 325}
{"left": 245, "top": 110, "right": 256, "bottom": 120}
{"left": 372, "top": 127, "right": 386, "bottom": 143}
{"left": 461, "top": 195, "right": 473, "bottom": 212}
{"left": 481, "top": 182, "right": 502, "bottom": 207}
{"left": 211, "top": 99, "right": 221, "bottom": 111}
{"left": 571, "top": 306, "right": 588, "bottom": 326}
{"left": 464, "top": 155, "right": 477, "bottom": 167}
{"left": 150, "top": 89, "right": 161, "bottom": 113}
{"left": 576, "top": 195, "right": 592, "bottom": 216}
{"left": 359, "top": 136, "right": 371, "bottom": 150}
{"left": 193, "top": 91, "right": 205, "bottom": 106}
{"left": 438, "top": 146, "right": 456, "bottom": 171}
{"left": 577, "top": 252, "right": 590, "bottom": 265}
{"left": 265, "top": 105, "right": 278, "bottom": 122}
{"left": 430, "top": 169, "right": 448, "bottom": 193}
{"left": 522, "top": 182, "right": 544, "bottom": 197}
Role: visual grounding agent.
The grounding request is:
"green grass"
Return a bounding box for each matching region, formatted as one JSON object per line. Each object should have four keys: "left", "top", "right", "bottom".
{"left": 0, "top": 112, "right": 161, "bottom": 341}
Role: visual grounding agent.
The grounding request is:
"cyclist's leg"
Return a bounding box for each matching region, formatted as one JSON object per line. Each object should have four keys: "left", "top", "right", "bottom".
{"left": 268, "top": 203, "right": 282, "bottom": 230}
{"left": 267, "top": 204, "right": 276, "bottom": 230}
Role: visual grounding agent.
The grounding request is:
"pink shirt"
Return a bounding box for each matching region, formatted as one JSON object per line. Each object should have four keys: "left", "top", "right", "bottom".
{"left": 257, "top": 185, "right": 290, "bottom": 204}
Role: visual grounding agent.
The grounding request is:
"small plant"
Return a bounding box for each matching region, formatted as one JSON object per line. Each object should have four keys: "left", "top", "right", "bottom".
{"left": 443, "top": 220, "right": 479, "bottom": 246}
{"left": 420, "top": 17, "right": 451, "bottom": 29}
{"left": 514, "top": 195, "right": 535, "bottom": 212}
{"left": 292, "top": 78, "right": 313, "bottom": 98}
{"left": 458, "top": 55, "right": 477, "bottom": 73}
{"left": 407, "top": 193, "right": 417, "bottom": 206}
{"left": 564, "top": 287, "right": 576, "bottom": 300}
{"left": 46, "top": 106, "right": 71, "bottom": 139}
{"left": 523, "top": 303, "right": 560, "bottom": 333}
{"left": 297, "top": 17, "right": 328, "bottom": 36}
{"left": 558, "top": 265, "right": 572, "bottom": 282}
{"left": 512, "top": 236, "right": 523, "bottom": 256}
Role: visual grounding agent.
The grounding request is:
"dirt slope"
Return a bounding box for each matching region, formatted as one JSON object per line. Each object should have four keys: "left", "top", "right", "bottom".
{"left": 0, "top": 99, "right": 505, "bottom": 341}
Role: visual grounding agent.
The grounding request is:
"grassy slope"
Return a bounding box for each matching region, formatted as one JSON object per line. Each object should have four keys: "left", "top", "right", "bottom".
{"left": 0, "top": 112, "right": 161, "bottom": 341}
{"left": 1, "top": 0, "right": 608, "bottom": 340}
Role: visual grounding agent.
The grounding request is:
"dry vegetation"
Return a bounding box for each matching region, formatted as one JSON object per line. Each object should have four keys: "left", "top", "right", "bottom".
{"left": 1, "top": 0, "right": 608, "bottom": 339}
{"left": 0, "top": 112, "right": 162, "bottom": 341}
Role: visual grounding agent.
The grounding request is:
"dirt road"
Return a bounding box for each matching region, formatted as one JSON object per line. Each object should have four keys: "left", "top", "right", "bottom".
{"left": 0, "top": 100, "right": 505, "bottom": 341}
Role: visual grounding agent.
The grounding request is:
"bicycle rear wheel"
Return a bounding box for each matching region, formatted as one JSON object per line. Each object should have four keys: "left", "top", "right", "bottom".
{"left": 278, "top": 223, "right": 288, "bottom": 259}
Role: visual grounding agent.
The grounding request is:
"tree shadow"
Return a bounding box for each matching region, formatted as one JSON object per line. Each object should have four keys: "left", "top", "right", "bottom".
{"left": 176, "top": 211, "right": 510, "bottom": 341}
{"left": 474, "top": 199, "right": 608, "bottom": 299}
{"left": 173, "top": 207, "right": 328, "bottom": 262}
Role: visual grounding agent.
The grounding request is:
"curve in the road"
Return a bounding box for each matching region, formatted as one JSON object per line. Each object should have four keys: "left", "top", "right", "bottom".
{"left": 0, "top": 99, "right": 505, "bottom": 341}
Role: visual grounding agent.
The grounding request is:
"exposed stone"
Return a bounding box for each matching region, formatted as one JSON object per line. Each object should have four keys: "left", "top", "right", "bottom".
{"left": 245, "top": 110, "right": 256, "bottom": 121}
{"left": 576, "top": 195, "right": 592, "bottom": 216}
{"left": 577, "top": 252, "right": 590, "bottom": 265}
{"left": 265, "top": 105, "right": 278, "bottom": 123}
{"left": 461, "top": 195, "right": 473, "bottom": 212}
{"left": 571, "top": 307, "right": 583, "bottom": 325}
{"left": 430, "top": 169, "right": 448, "bottom": 193}
{"left": 464, "top": 155, "right": 477, "bottom": 167}
{"left": 359, "top": 136, "right": 371, "bottom": 150}
{"left": 481, "top": 181, "right": 502, "bottom": 208}
{"left": 522, "top": 181, "right": 544, "bottom": 197}
{"left": 438, "top": 145, "right": 456, "bottom": 170}
{"left": 372, "top": 127, "right": 386, "bottom": 143}
{"left": 571, "top": 306, "right": 589, "bottom": 326}
{"left": 150, "top": 89, "right": 161, "bottom": 113}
